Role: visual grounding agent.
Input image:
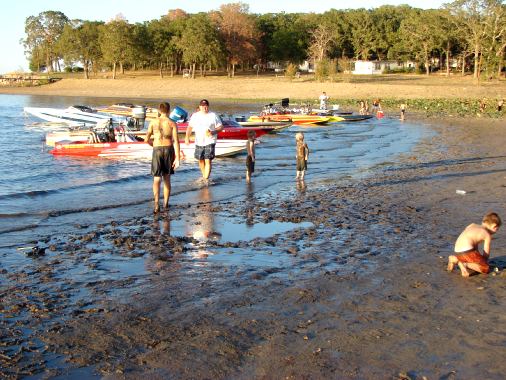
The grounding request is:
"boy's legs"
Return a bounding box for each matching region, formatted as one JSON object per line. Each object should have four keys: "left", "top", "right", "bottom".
{"left": 296, "top": 170, "right": 300, "bottom": 179}
{"left": 300, "top": 170, "right": 305, "bottom": 180}
{"left": 457, "top": 261, "right": 470, "bottom": 277}
{"left": 447, "top": 255, "right": 458, "bottom": 271}
{"left": 153, "top": 176, "right": 161, "bottom": 213}
{"left": 465, "top": 262, "right": 488, "bottom": 274}
{"left": 162, "top": 174, "right": 171, "bottom": 209}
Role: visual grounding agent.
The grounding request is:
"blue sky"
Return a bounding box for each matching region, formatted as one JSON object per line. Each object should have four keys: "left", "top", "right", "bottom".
{"left": 1, "top": 0, "right": 446, "bottom": 73}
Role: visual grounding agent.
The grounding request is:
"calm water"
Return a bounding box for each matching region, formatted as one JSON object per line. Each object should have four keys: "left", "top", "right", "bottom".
{"left": 0, "top": 94, "right": 429, "bottom": 250}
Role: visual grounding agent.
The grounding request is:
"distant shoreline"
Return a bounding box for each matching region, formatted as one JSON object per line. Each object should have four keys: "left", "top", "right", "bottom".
{"left": 1, "top": 74, "right": 505, "bottom": 117}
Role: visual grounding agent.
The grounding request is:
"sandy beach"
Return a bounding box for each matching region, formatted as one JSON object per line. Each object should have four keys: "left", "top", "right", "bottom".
{"left": 2, "top": 114, "right": 506, "bottom": 379}
{"left": 2, "top": 75, "right": 506, "bottom": 378}
{"left": 2, "top": 74, "right": 505, "bottom": 105}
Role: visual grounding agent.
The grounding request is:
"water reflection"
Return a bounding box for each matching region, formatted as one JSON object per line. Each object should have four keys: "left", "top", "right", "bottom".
{"left": 245, "top": 182, "right": 256, "bottom": 226}
{"left": 190, "top": 187, "right": 222, "bottom": 242}
{"left": 296, "top": 179, "right": 306, "bottom": 193}
{"left": 152, "top": 213, "right": 171, "bottom": 236}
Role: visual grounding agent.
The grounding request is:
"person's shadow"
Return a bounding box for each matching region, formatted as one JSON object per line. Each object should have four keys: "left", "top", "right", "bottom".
{"left": 489, "top": 255, "right": 506, "bottom": 271}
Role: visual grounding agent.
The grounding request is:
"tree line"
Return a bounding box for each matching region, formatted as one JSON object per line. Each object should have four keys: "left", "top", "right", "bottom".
{"left": 22, "top": 0, "right": 505, "bottom": 80}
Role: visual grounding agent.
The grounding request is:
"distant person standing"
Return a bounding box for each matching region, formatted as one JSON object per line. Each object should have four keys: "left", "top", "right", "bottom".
{"left": 245, "top": 130, "right": 256, "bottom": 183}
{"left": 359, "top": 100, "right": 366, "bottom": 115}
{"left": 479, "top": 98, "right": 487, "bottom": 113}
{"left": 400, "top": 102, "right": 407, "bottom": 121}
{"left": 144, "top": 102, "right": 180, "bottom": 213}
{"left": 295, "top": 132, "right": 309, "bottom": 180}
{"left": 319, "top": 91, "right": 330, "bottom": 110}
{"left": 185, "top": 99, "right": 223, "bottom": 183}
{"left": 497, "top": 99, "right": 504, "bottom": 112}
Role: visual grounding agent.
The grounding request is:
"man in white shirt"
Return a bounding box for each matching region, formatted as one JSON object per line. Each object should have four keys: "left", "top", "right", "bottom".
{"left": 185, "top": 99, "right": 224, "bottom": 181}
{"left": 319, "top": 91, "right": 329, "bottom": 110}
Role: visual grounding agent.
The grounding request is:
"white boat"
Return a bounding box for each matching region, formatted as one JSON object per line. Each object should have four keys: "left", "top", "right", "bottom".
{"left": 24, "top": 105, "right": 114, "bottom": 125}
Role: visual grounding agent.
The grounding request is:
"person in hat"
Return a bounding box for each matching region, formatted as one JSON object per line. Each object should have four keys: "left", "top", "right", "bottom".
{"left": 185, "top": 99, "right": 223, "bottom": 182}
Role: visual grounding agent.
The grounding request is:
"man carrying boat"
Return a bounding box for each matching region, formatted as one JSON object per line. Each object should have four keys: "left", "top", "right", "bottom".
{"left": 185, "top": 99, "right": 223, "bottom": 183}
{"left": 145, "top": 102, "right": 180, "bottom": 213}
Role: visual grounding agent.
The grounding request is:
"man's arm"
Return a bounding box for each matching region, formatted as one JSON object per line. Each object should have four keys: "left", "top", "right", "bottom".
{"left": 185, "top": 124, "right": 192, "bottom": 145}
{"left": 144, "top": 122, "right": 154, "bottom": 146}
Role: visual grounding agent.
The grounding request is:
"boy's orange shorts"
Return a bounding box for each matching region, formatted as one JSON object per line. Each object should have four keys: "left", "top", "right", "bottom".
{"left": 456, "top": 250, "right": 489, "bottom": 273}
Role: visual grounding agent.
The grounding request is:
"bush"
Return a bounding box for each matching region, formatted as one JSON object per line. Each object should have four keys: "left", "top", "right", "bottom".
{"left": 314, "top": 60, "right": 329, "bottom": 82}
{"left": 64, "top": 67, "right": 73, "bottom": 73}
{"left": 285, "top": 63, "right": 298, "bottom": 79}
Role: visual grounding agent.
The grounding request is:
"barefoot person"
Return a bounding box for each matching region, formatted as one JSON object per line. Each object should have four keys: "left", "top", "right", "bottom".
{"left": 448, "top": 212, "right": 501, "bottom": 277}
{"left": 144, "top": 102, "right": 180, "bottom": 213}
{"left": 185, "top": 99, "right": 223, "bottom": 182}
{"left": 245, "top": 130, "right": 256, "bottom": 183}
{"left": 295, "top": 132, "right": 309, "bottom": 180}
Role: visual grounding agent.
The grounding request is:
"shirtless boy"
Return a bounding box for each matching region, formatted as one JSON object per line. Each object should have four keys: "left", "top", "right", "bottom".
{"left": 448, "top": 212, "right": 501, "bottom": 277}
{"left": 144, "top": 102, "right": 180, "bottom": 213}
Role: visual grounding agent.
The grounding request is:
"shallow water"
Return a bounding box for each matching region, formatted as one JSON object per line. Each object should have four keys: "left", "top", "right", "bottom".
{"left": 0, "top": 94, "right": 428, "bottom": 252}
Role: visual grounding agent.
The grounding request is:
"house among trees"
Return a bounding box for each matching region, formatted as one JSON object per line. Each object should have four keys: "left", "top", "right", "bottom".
{"left": 352, "top": 60, "right": 413, "bottom": 75}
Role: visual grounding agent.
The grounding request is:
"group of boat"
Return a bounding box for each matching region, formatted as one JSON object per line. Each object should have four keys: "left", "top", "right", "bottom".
{"left": 24, "top": 99, "right": 374, "bottom": 159}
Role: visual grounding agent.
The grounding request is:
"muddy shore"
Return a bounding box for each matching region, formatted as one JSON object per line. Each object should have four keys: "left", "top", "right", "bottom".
{"left": 2, "top": 117, "right": 506, "bottom": 379}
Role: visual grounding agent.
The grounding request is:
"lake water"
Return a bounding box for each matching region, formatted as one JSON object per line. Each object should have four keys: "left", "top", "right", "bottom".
{"left": 0, "top": 94, "right": 430, "bottom": 251}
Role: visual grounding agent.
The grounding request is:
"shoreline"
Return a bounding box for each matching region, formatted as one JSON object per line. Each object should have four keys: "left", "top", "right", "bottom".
{"left": 3, "top": 117, "right": 506, "bottom": 377}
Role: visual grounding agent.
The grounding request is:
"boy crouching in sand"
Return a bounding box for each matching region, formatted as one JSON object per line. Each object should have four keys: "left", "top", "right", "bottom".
{"left": 448, "top": 212, "right": 501, "bottom": 277}
{"left": 246, "top": 130, "right": 256, "bottom": 183}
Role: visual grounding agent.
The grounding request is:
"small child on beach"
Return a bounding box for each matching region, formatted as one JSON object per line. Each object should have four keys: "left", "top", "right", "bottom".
{"left": 448, "top": 212, "right": 501, "bottom": 277}
{"left": 246, "top": 130, "right": 256, "bottom": 183}
{"left": 295, "top": 132, "right": 309, "bottom": 180}
{"left": 400, "top": 102, "right": 407, "bottom": 121}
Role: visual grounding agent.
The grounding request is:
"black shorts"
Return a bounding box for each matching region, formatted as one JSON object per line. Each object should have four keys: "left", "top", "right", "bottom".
{"left": 194, "top": 144, "right": 215, "bottom": 160}
{"left": 151, "top": 146, "right": 174, "bottom": 176}
{"left": 296, "top": 158, "right": 307, "bottom": 171}
{"left": 246, "top": 155, "right": 255, "bottom": 173}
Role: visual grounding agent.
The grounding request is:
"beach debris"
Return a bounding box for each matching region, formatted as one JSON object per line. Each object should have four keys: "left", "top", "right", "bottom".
{"left": 26, "top": 246, "right": 46, "bottom": 257}
{"left": 456, "top": 190, "right": 466, "bottom": 195}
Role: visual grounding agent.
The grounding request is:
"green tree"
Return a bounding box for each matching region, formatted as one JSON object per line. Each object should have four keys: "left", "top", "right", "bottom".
{"left": 179, "top": 13, "right": 222, "bottom": 78}
{"left": 58, "top": 20, "right": 102, "bottom": 79}
{"left": 445, "top": 0, "right": 505, "bottom": 78}
{"left": 399, "top": 9, "right": 442, "bottom": 75}
{"left": 99, "top": 16, "right": 134, "bottom": 79}
{"left": 23, "top": 11, "right": 69, "bottom": 72}
{"left": 346, "top": 9, "right": 376, "bottom": 60}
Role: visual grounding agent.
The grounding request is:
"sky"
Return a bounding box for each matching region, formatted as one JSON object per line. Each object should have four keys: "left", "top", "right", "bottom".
{"left": 0, "top": 0, "right": 447, "bottom": 74}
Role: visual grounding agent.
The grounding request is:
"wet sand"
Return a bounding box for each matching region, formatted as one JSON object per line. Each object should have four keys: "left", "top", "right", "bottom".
{"left": 3, "top": 117, "right": 506, "bottom": 379}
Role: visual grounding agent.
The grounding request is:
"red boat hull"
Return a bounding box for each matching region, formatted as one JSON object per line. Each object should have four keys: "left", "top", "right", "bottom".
{"left": 177, "top": 119, "right": 275, "bottom": 139}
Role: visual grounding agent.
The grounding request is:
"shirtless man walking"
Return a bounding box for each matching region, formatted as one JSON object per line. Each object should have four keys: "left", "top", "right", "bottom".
{"left": 144, "top": 102, "right": 180, "bottom": 213}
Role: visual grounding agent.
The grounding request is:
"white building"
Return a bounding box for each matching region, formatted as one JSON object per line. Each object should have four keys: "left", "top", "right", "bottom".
{"left": 352, "top": 60, "right": 408, "bottom": 75}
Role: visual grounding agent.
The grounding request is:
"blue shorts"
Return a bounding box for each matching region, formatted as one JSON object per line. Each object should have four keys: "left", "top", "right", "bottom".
{"left": 194, "top": 144, "right": 215, "bottom": 160}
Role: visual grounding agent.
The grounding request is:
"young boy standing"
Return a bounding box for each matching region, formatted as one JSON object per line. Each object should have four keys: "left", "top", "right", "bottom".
{"left": 245, "top": 130, "right": 256, "bottom": 183}
{"left": 295, "top": 132, "right": 309, "bottom": 180}
{"left": 448, "top": 212, "right": 502, "bottom": 277}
